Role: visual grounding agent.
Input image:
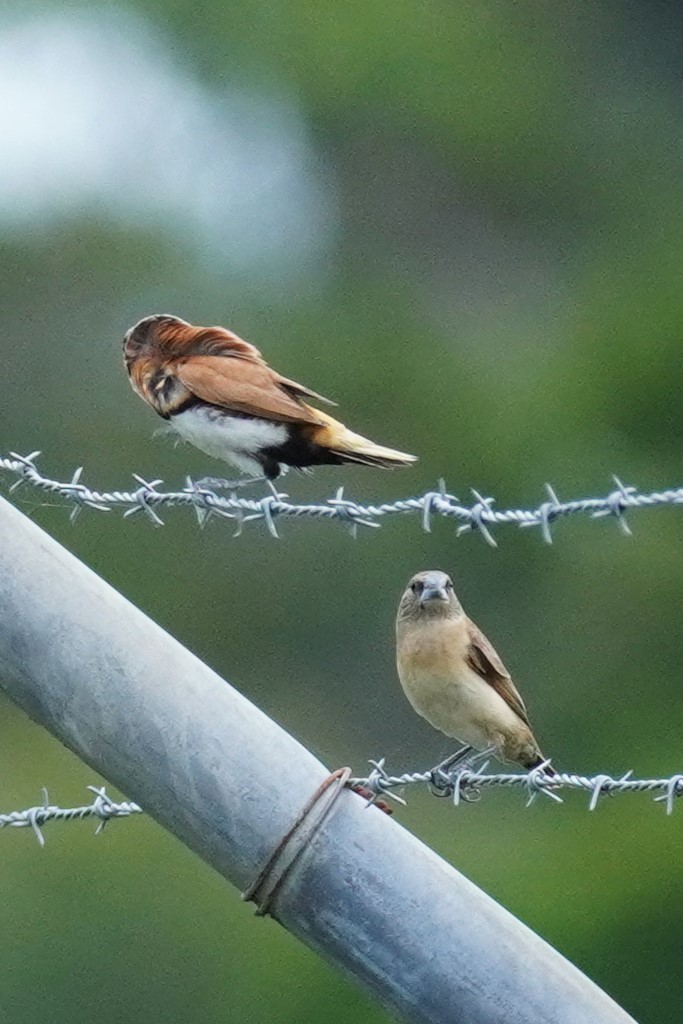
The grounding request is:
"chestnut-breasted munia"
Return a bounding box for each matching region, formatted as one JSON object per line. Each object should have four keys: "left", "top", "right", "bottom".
{"left": 123, "top": 314, "right": 417, "bottom": 482}
{"left": 396, "top": 570, "right": 553, "bottom": 772}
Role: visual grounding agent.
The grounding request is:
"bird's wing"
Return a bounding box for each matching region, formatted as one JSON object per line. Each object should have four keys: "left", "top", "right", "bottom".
{"left": 465, "top": 619, "right": 531, "bottom": 727}
{"left": 276, "top": 375, "right": 337, "bottom": 407}
{"left": 175, "top": 355, "right": 328, "bottom": 425}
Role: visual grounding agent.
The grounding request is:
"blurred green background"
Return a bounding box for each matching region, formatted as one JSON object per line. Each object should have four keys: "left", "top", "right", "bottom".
{"left": 1, "top": 2, "right": 681, "bottom": 1022}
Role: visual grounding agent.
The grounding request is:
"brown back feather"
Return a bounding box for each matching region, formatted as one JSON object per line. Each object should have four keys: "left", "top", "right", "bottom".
{"left": 124, "top": 316, "right": 335, "bottom": 423}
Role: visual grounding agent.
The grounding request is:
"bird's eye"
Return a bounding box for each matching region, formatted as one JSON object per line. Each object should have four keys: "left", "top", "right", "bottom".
{"left": 411, "top": 581, "right": 422, "bottom": 594}
{"left": 446, "top": 580, "right": 453, "bottom": 590}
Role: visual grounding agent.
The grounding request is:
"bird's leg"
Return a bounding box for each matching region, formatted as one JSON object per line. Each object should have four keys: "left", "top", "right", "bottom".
{"left": 460, "top": 745, "right": 497, "bottom": 771}
{"left": 265, "top": 479, "right": 286, "bottom": 498}
{"left": 193, "top": 475, "right": 267, "bottom": 492}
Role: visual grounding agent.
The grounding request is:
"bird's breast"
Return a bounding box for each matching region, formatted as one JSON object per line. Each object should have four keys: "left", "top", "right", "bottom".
{"left": 396, "top": 618, "right": 519, "bottom": 748}
{"left": 397, "top": 618, "right": 470, "bottom": 682}
{"left": 397, "top": 618, "right": 469, "bottom": 719}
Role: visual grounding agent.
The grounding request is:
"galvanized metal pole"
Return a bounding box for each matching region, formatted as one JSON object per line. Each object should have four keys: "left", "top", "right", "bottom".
{"left": 0, "top": 496, "right": 637, "bottom": 1024}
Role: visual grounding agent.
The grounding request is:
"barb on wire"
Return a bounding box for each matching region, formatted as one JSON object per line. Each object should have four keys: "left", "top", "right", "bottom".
{"left": 0, "top": 786, "right": 143, "bottom": 846}
{"left": 351, "top": 760, "right": 683, "bottom": 814}
{"left": 2, "top": 452, "right": 682, "bottom": 543}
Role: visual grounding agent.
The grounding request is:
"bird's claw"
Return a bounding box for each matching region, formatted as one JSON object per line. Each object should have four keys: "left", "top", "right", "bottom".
{"left": 428, "top": 768, "right": 454, "bottom": 797}
{"left": 193, "top": 475, "right": 265, "bottom": 492}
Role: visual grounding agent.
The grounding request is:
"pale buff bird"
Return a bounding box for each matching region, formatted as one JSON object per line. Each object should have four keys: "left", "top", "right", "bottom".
{"left": 396, "top": 570, "right": 553, "bottom": 773}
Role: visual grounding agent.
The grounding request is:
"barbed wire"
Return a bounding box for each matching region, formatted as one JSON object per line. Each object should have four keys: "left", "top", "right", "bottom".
{"left": 0, "top": 786, "right": 143, "bottom": 846}
{"left": 352, "top": 759, "right": 683, "bottom": 813}
{"left": 2, "top": 765, "right": 680, "bottom": 846}
{"left": 2, "top": 451, "right": 682, "bottom": 543}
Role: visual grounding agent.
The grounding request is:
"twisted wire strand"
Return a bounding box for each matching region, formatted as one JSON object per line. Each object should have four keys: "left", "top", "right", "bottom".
{"left": 0, "top": 786, "right": 143, "bottom": 846}
{"left": 352, "top": 760, "right": 683, "bottom": 813}
{"left": 2, "top": 767, "right": 680, "bottom": 847}
{"left": 2, "top": 452, "right": 682, "bottom": 543}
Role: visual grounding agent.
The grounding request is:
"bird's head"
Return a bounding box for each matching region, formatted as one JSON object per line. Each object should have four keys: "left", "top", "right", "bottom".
{"left": 122, "top": 314, "right": 191, "bottom": 368}
{"left": 397, "top": 569, "right": 462, "bottom": 621}
{"left": 123, "top": 314, "right": 262, "bottom": 371}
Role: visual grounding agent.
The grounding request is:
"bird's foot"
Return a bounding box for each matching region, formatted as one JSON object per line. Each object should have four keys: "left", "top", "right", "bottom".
{"left": 192, "top": 475, "right": 267, "bottom": 492}
{"left": 428, "top": 746, "right": 497, "bottom": 797}
{"left": 428, "top": 746, "right": 474, "bottom": 796}
{"left": 192, "top": 476, "right": 288, "bottom": 502}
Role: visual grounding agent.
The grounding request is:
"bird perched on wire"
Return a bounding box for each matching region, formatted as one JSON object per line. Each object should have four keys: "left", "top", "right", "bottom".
{"left": 396, "top": 570, "right": 553, "bottom": 779}
{"left": 123, "top": 314, "right": 417, "bottom": 485}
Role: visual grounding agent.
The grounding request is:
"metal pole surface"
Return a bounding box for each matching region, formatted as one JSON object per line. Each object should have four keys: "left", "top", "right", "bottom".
{"left": 0, "top": 496, "right": 636, "bottom": 1024}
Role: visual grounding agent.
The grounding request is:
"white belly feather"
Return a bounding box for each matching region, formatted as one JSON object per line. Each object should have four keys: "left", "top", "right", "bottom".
{"left": 171, "top": 406, "right": 287, "bottom": 476}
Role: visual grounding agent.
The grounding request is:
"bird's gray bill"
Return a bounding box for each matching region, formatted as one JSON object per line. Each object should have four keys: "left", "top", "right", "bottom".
{"left": 420, "top": 586, "right": 448, "bottom": 604}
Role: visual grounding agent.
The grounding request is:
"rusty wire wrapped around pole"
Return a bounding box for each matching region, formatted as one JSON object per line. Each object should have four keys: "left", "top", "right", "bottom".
{"left": 0, "top": 496, "right": 637, "bottom": 1024}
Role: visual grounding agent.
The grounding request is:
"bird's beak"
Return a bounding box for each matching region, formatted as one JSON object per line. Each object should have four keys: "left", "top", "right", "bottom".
{"left": 420, "top": 585, "right": 448, "bottom": 605}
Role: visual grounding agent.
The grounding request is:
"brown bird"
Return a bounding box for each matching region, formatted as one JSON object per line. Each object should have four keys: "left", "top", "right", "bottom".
{"left": 396, "top": 570, "right": 553, "bottom": 774}
{"left": 123, "top": 314, "right": 417, "bottom": 483}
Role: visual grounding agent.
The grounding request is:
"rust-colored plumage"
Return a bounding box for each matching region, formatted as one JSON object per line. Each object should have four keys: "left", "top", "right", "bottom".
{"left": 123, "top": 314, "right": 417, "bottom": 480}
{"left": 396, "top": 570, "right": 553, "bottom": 771}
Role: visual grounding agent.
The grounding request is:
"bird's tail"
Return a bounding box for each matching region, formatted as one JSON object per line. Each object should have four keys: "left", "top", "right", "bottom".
{"left": 305, "top": 408, "right": 417, "bottom": 468}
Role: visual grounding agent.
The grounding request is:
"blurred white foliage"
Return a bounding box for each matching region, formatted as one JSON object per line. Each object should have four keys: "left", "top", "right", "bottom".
{"left": 0, "top": 7, "right": 333, "bottom": 272}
